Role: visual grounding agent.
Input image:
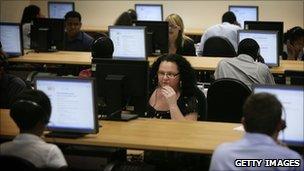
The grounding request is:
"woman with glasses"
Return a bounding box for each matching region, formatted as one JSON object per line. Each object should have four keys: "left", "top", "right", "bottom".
{"left": 166, "top": 14, "right": 196, "bottom": 56}
{"left": 147, "top": 54, "right": 198, "bottom": 121}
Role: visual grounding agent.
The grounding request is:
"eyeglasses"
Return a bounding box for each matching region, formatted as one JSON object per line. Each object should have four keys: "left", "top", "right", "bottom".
{"left": 157, "top": 71, "right": 179, "bottom": 79}
{"left": 168, "top": 24, "right": 178, "bottom": 29}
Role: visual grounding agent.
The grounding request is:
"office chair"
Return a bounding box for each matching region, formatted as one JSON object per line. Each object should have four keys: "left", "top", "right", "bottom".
{"left": 202, "top": 36, "right": 237, "bottom": 57}
{"left": 194, "top": 87, "right": 207, "bottom": 121}
{"left": 207, "top": 78, "right": 251, "bottom": 123}
{"left": 0, "top": 155, "right": 37, "bottom": 171}
{"left": 285, "top": 70, "right": 304, "bottom": 85}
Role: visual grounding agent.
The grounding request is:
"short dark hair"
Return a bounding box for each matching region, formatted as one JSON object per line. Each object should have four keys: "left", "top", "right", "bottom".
{"left": 10, "top": 90, "right": 51, "bottom": 131}
{"left": 127, "top": 9, "right": 137, "bottom": 21}
{"left": 64, "top": 11, "right": 81, "bottom": 22}
{"left": 91, "top": 36, "right": 114, "bottom": 58}
{"left": 21, "top": 5, "right": 40, "bottom": 24}
{"left": 243, "top": 93, "right": 282, "bottom": 136}
{"left": 150, "top": 54, "right": 197, "bottom": 97}
{"left": 237, "top": 38, "right": 260, "bottom": 60}
{"left": 222, "top": 11, "right": 237, "bottom": 24}
{"left": 283, "top": 26, "right": 304, "bottom": 44}
{"left": 114, "top": 12, "right": 133, "bottom": 26}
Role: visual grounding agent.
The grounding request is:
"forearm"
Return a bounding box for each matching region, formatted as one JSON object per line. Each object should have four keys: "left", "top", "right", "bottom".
{"left": 169, "top": 104, "right": 187, "bottom": 121}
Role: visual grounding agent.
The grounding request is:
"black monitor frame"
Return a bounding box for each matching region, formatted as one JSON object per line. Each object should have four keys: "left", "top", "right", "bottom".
{"left": 135, "top": 4, "right": 163, "bottom": 21}
{"left": 93, "top": 58, "right": 149, "bottom": 120}
{"left": 34, "top": 76, "right": 99, "bottom": 137}
{"left": 31, "top": 18, "right": 65, "bottom": 52}
{"left": 134, "top": 21, "right": 169, "bottom": 55}
{"left": 244, "top": 21, "right": 284, "bottom": 58}
{"left": 238, "top": 30, "right": 279, "bottom": 67}
{"left": 0, "top": 22, "right": 24, "bottom": 57}
{"left": 229, "top": 5, "right": 259, "bottom": 28}
{"left": 48, "top": 1, "right": 75, "bottom": 19}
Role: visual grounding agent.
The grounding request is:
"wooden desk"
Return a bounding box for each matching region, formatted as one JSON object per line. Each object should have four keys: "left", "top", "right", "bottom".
{"left": 0, "top": 109, "right": 242, "bottom": 154}
{"left": 8, "top": 51, "right": 304, "bottom": 74}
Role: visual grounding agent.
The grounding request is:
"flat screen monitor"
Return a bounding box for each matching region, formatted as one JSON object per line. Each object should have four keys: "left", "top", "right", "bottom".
{"left": 93, "top": 58, "right": 149, "bottom": 120}
{"left": 253, "top": 85, "right": 304, "bottom": 147}
{"left": 244, "top": 21, "right": 284, "bottom": 58}
{"left": 134, "top": 21, "right": 168, "bottom": 55}
{"left": 135, "top": 4, "right": 163, "bottom": 21}
{"left": 48, "top": 1, "right": 75, "bottom": 19}
{"left": 238, "top": 30, "right": 279, "bottom": 67}
{"left": 0, "top": 22, "right": 23, "bottom": 57}
{"left": 229, "top": 5, "right": 259, "bottom": 29}
{"left": 31, "top": 18, "right": 65, "bottom": 52}
{"left": 109, "top": 26, "right": 146, "bottom": 60}
{"left": 35, "top": 76, "right": 99, "bottom": 137}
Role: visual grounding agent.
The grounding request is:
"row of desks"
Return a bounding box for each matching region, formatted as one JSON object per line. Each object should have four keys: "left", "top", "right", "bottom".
{"left": 0, "top": 109, "right": 242, "bottom": 154}
{"left": 8, "top": 51, "right": 304, "bottom": 74}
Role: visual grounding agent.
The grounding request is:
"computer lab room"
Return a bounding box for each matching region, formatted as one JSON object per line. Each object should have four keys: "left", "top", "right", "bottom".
{"left": 0, "top": 0, "right": 303, "bottom": 171}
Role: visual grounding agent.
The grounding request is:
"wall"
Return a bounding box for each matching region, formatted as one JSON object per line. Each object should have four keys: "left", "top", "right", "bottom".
{"left": 1, "top": 0, "right": 303, "bottom": 31}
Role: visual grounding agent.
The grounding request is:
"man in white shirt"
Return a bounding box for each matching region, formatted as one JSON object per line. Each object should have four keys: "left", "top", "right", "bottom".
{"left": 210, "top": 93, "right": 303, "bottom": 171}
{"left": 197, "top": 11, "right": 241, "bottom": 56}
{"left": 0, "top": 90, "right": 67, "bottom": 169}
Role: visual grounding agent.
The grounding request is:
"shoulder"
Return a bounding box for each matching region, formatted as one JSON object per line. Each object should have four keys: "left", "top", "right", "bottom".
{"left": 82, "top": 32, "right": 94, "bottom": 42}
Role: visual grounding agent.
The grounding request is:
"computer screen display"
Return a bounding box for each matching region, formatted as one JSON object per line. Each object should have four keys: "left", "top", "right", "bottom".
{"left": 244, "top": 21, "right": 284, "bottom": 57}
{"left": 238, "top": 30, "right": 279, "bottom": 67}
{"left": 48, "top": 1, "right": 75, "bottom": 19}
{"left": 253, "top": 85, "right": 304, "bottom": 146}
{"left": 31, "top": 18, "right": 65, "bottom": 51}
{"left": 93, "top": 58, "right": 149, "bottom": 119}
{"left": 109, "top": 26, "right": 146, "bottom": 60}
{"left": 0, "top": 22, "right": 23, "bottom": 57}
{"left": 135, "top": 4, "right": 163, "bottom": 21}
{"left": 229, "top": 5, "right": 258, "bottom": 28}
{"left": 35, "top": 77, "right": 98, "bottom": 135}
{"left": 134, "top": 21, "right": 168, "bottom": 55}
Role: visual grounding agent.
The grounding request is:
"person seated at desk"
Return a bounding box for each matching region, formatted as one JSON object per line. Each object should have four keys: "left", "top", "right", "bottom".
{"left": 214, "top": 38, "right": 275, "bottom": 90}
{"left": 64, "top": 11, "right": 93, "bottom": 52}
{"left": 0, "top": 89, "right": 68, "bottom": 169}
{"left": 0, "top": 41, "right": 26, "bottom": 109}
{"left": 147, "top": 54, "right": 198, "bottom": 121}
{"left": 166, "top": 14, "right": 196, "bottom": 56}
{"left": 20, "top": 5, "right": 44, "bottom": 49}
{"left": 283, "top": 26, "right": 304, "bottom": 60}
{"left": 210, "top": 93, "right": 303, "bottom": 171}
{"left": 114, "top": 10, "right": 137, "bottom": 26}
{"left": 197, "top": 11, "right": 241, "bottom": 56}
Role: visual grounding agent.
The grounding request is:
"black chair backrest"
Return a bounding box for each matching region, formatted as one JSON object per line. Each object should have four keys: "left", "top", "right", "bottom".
{"left": 0, "top": 155, "right": 37, "bottom": 170}
{"left": 207, "top": 78, "right": 251, "bottom": 123}
{"left": 194, "top": 87, "right": 207, "bottom": 121}
{"left": 285, "top": 70, "right": 304, "bottom": 86}
{"left": 202, "top": 36, "right": 237, "bottom": 57}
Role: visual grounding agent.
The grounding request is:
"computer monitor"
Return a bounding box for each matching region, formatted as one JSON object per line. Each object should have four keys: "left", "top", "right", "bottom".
{"left": 35, "top": 76, "right": 99, "bottom": 137}
{"left": 48, "top": 1, "right": 75, "bottom": 19}
{"left": 93, "top": 58, "right": 149, "bottom": 120}
{"left": 229, "top": 5, "right": 259, "bottom": 29}
{"left": 244, "top": 21, "right": 284, "bottom": 58}
{"left": 134, "top": 21, "right": 168, "bottom": 55}
{"left": 253, "top": 85, "right": 304, "bottom": 147}
{"left": 135, "top": 4, "right": 163, "bottom": 21}
{"left": 238, "top": 30, "right": 279, "bottom": 67}
{"left": 0, "top": 22, "right": 23, "bottom": 57}
{"left": 31, "top": 18, "right": 65, "bottom": 52}
{"left": 109, "top": 26, "right": 147, "bottom": 60}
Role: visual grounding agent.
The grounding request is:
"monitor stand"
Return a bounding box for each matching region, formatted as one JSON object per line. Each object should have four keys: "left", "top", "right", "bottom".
{"left": 102, "top": 110, "right": 138, "bottom": 121}
{"left": 44, "top": 131, "right": 86, "bottom": 138}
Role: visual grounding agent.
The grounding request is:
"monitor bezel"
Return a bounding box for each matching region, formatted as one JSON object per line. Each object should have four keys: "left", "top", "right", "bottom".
{"left": 34, "top": 76, "right": 99, "bottom": 135}
{"left": 252, "top": 84, "right": 304, "bottom": 147}
{"left": 0, "top": 22, "right": 24, "bottom": 57}
{"left": 48, "top": 1, "right": 75, "bottom": 19}
{"left": 135, "top": 4, "right": 164, "bottom": 21}
{"left": 237, "top": 29, "right": 279, "bottom": 67}
{"left": 108, "top": 25, "right": 147, "bottom": 60}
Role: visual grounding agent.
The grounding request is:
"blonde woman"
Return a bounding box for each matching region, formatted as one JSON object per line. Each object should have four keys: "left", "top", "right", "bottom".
{"left": 166, "top": 14, "right": 196, "bottom": 56}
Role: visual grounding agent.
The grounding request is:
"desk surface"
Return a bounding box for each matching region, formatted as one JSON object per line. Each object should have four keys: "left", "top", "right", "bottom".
{"left": 8, "top": 51, "right": 304, "bottom": 74}
{"left": 0, "top": 109, "right": 242, "bottom": 154}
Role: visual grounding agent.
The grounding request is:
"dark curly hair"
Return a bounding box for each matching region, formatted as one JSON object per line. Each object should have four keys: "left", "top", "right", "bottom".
{"left": 150, "top": 54, "right": 197, "bottom": 96}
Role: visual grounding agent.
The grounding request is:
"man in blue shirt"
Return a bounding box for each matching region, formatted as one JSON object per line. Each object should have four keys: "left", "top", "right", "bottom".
{"left": 210, "top": 93, "right": 303, "bottom": 171}
{"left": 64, "top": 11, "right": 93, "bottom": 52}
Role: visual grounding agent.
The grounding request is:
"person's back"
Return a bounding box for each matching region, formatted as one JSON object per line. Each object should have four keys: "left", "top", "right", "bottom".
{"left": 0, "top": 90, "right": 67, "bottom": 169}
{"left": 214, "top": 38, "right": 275, "bottom": 89}
{"left": 210, "top": 93, "right": 303, "bottom": 171}
{"left": 198, "top": 11, "right": 241, "bottom": 56}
